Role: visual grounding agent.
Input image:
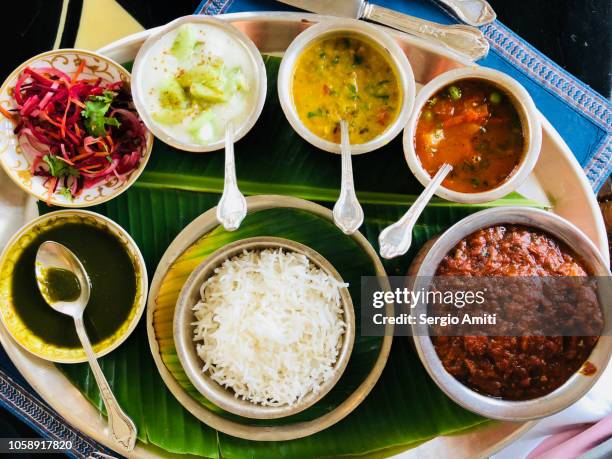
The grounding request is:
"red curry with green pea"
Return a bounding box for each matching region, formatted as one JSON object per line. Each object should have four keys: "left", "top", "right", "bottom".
{"left": 415, "top": 79, "right": 525, "bottom": 193}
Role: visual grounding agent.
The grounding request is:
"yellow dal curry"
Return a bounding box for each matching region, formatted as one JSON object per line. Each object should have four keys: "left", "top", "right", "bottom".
{"left": 292, "top": 35, "right": 401, "bottom": 144}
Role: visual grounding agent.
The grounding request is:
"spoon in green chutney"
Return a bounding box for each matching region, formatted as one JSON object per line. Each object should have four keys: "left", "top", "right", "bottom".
{"left": 35, "top": 241, "right": 137, "bottom": 451}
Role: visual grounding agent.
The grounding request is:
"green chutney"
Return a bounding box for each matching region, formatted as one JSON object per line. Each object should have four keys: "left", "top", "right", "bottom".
{"left": 11, "top": 220, "right": 137, "bottom": 348}
{"left": 39, "top": 267, "right": 82, "bottom": 303}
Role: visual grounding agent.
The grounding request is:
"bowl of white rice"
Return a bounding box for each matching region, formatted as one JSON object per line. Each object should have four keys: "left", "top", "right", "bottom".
{"left": 173, "top": 236, "right": 355, "bottom": 419}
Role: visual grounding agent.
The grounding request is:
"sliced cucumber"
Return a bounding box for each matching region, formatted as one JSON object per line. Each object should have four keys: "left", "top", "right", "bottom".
{"left": 187, "top": 110, "right": 218, "bottom": 143}
{"left": 171, "top": 25, "right": 196, "bottom": 61}
{"left": 190, "top": 82, "right": 227, "bottom": 103}
{"left": 158, "top": 78, "right": 189, "bottom": 110}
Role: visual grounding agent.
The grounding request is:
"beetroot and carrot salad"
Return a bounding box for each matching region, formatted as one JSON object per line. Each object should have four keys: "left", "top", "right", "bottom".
{"left": 2, "top": 60, "right": 147, "bottom": 200}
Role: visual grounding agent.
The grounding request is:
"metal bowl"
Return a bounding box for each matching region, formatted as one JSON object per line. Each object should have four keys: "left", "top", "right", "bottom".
{"left": 409, "top": 207, "right": 611, "bottom": 421}
{"left": 131, "top": 15, "right": 267, "bottom": 153}
{"left": 403, "top": 67, "right": 542, "bottom": 204}
{"left": 173, "top": 236, "right": 355, "bottom": 419}
{"left": 0, "top": 210, "right": 148, "bottom": 363}
{"left": 277, "top": 18, "right": 416, "bottom": 155}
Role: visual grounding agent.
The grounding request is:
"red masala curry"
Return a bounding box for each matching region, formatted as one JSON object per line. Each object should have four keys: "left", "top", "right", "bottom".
{"left": 415, "top": 79, "right": 525, "bottom": 193}
{"left": 432, "top": 225, "right": 601, "bottom": 400}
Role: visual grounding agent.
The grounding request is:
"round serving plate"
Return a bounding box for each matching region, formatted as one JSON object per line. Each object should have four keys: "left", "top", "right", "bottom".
{"left": 0, "top": 11, "right": 607, "bottom": 459}
{"left": 148, "top": 195, "right": 392, "bottom": 441}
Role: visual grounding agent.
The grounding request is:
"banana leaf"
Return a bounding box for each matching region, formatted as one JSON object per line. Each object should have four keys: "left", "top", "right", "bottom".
{"left": 43, "top": 55, "right": 547, "bottom": 458}
{"left": 153, "top": 207, "right": 382, "bottom": 427}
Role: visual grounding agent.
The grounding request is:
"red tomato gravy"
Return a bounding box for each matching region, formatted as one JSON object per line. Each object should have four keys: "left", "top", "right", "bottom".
{"left": 415, "top": 79, "right": 525, "bottom": 193}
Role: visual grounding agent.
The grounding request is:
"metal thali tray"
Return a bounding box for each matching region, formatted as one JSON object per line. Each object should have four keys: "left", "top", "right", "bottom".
{"left": 0, "top": 11, "right": 608, "bottom": 458}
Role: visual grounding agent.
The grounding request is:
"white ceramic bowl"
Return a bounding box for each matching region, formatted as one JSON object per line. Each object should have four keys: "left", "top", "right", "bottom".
{"left": 278, "top": 18, "right": 416, "bottom": 155}
{"left": 0, "top": 49, "right": 154, "bottom": 207}
{"left": 131, "top": 15, "right": 267, "bottom": 153}
{"left": 403, "top": 67, "right": 542, "bottom": 203}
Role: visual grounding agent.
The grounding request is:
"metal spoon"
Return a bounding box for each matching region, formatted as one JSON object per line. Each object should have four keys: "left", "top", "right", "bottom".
{"left": 333, "top": 120, "right": 364, "bottom": 235}
{"left": 217, "top": 122, "right": 247, "bottom": 231}
{"left": 378, "top": 163, "right": 453, "bottom": 259}
{"left": 35, "top": 241, "right": 137, "bottom": 451}
{"left": 434, "top": 0, "right": 496, "bottom": 27}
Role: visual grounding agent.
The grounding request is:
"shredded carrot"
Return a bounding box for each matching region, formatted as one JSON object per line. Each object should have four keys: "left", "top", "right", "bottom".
{"left": 70, "top": 97, "right": 86, "bottom": 109}
{"left": 0, "top": 105, "right": 16, "bottom": 124}
{"left": 71, "top": 150, "right": 95, "bottom": 162}
{"left": 60, "top": 98, "right": 71, "bottom": 139}
{"left": 72, "top": 60, "right": 86, "bottom": 83}
{"left": 46, "top": 177, "right": 57, "bottom": 205}
{"left": 56, "top": 156, "right": 75, "bottom": 166}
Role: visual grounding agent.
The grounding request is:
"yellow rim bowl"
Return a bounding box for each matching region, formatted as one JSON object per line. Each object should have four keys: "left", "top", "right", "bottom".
{"left": 0, "top": 210, "right": 148, "bottom": 363}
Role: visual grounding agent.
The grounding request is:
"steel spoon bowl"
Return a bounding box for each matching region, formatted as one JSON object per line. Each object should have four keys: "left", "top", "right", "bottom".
{"left": 216, "top": 122, "right": 247, "bottom": 231}
{"left": 333, "top": 120, "right": 364, "bottom": 235}
{"left": 378, "top": 163, "right": 452, "bottom": 259}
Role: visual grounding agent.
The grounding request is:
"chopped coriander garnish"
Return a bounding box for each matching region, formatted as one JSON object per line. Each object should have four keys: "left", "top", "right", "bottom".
{"left": 43, "top": 154, "right": 79, "bottom": 178}
{"left": 58, "top": 187, "right": 73, "bottom": 200}
{"left": 81, "top": 90, "right": 121, "bottom": 137}
{"left": 307, "top": 108, "right": 325, "bottom": 118}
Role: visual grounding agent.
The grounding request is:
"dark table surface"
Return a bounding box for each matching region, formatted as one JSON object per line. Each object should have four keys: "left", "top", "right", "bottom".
{"left": 1, "top": 0, "right": 610, "bottom": 451}
{"left": 5, "top": 0, "right": 611, "bottom": 97}
{"left": 489, "top": 0, "right": 611, "bottom": 99}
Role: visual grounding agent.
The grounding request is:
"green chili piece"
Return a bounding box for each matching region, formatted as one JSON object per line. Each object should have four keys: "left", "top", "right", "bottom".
{"left": 448, "top": 85, "right": 462, "bottom": 100}
{"left": 307, "top": 108, "right": 324, "bottom": 118}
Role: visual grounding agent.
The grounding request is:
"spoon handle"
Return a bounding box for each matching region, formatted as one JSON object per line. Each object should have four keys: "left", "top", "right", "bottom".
{"left": 434, "top": 0, "right": 496, "bottom": 26}
{"left": 332, "top": 120, "right": 364, "bottom": 235}
{"left": 216, "top": 122, "right": 247, "bottom": 231}
{"left": 74, "top": 316, "right": 137, "bottom": 451}
{"left": 378, "top": 164, "right": 453, "bottom": 259}
{"left": 362, "top": 4, "right": 489, "bottom": 60}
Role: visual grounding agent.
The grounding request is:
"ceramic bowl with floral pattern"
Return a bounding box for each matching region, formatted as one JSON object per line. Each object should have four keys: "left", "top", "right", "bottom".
{"left": 0, "top": 49, "right": 154, "bottom": 207}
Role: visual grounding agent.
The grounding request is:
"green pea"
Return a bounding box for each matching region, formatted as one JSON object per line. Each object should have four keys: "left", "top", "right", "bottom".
{"left": 448, "top": 85, "right": 461, "bottom": 100}
{"left": 489, "top": 92, "right": 502, "bottom": 104}
{"left": 422, "top": 110, "right": 434, "bottom": 122}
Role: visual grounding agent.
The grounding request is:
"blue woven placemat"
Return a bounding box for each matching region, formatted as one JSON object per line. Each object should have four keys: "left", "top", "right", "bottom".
{"left": 1, "top": 1, "right": 610, "bottom": 457}
{"left": 197, "top": 0, "right": 612, "bottom": 190}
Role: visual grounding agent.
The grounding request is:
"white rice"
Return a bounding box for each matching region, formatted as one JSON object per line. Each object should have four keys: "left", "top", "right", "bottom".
{"left": 191, "top": 248, "right": 348, "bottom": 407}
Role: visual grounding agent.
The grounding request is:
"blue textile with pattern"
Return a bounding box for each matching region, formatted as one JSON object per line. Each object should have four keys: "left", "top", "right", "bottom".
{"left": 197, "top": 0, "right": 612, "bottom": 190}
{"left": 0, "top": 1, "right": 610, "bottom": 457}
